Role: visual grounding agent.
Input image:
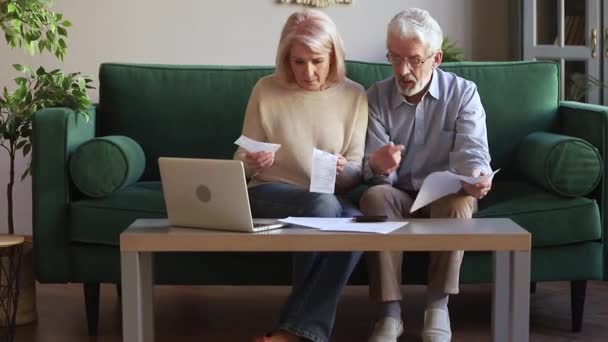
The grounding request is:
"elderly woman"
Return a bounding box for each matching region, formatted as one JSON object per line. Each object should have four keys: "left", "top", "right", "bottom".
{"left": 233, "top": 9, "right": 368, "bottom": 342}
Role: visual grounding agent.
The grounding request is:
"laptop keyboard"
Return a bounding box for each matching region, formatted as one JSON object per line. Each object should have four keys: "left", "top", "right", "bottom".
{"left": 252, "top": 222, "right": 286, "bottom": 232}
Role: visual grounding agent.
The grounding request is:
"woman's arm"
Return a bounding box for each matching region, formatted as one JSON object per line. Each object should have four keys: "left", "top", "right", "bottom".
{"left": 234, "top": 82, "right": 267, "bottom": 177}
{"left": 335, "top": 92, "right": 368, "bottom": 193}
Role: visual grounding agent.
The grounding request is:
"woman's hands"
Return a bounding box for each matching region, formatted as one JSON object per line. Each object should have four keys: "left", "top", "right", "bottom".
{"left": 336, "top": 154, "right": 347, "bottom": 175}
{"left": 246, "top": 152, "right": 349, "bottom": 176}
{"left": 245, "top": 151, "right": 275, "bottom": 173}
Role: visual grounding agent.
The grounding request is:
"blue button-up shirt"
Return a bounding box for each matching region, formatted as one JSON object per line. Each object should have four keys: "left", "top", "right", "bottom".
{"left": 363, "top": 68, "right": 491, "bottom": 191}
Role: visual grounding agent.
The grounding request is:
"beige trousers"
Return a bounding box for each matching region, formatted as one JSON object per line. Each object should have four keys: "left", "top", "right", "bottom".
{"left": 359, "top": 184, "right": 478, "bottom": 301}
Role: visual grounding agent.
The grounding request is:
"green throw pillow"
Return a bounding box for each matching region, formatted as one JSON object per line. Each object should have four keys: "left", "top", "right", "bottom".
{"left": 69, "top": 136, "right": 146, "bottom": 198}
{"left": 517, "top": 132, "right": 602, "bottom": 197}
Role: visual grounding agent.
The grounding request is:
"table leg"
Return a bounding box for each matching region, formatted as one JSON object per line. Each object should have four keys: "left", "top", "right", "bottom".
{"left": 121, "top": 252, "right": 155, "bottom": 342}
{"left": 510, "top": 250, "right": 530, "bottom": 342}
{"left": 492, "top": 251, "right": 510, "bottom": 342}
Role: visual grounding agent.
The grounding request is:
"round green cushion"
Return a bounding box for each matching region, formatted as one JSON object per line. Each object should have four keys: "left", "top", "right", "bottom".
{"left": 69, "top": 136, "right": 145, "bottom": 198}
{"left": 517, "top": 132, "right": 602, "bottom": 197}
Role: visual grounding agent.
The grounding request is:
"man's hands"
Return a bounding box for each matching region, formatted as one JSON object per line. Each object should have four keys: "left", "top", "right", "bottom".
{"left": 368, "top": 142, "right": 491, "bottom": 199}
{"left": 245, "top": 151, "right": 275, "bottom": 173}
{"left": 369, "top": 143, "right": 405, "bottom": 176}
{"left": 461, "top": 170, "right": 492, "bottom": 199}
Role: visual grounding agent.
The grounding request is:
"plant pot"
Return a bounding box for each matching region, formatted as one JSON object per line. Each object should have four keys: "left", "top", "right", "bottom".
{"left": 0, "top": 237, "right": 37, "bottom": 326}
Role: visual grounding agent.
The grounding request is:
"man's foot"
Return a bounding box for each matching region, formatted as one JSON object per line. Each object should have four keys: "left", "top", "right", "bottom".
{"left": 368, "top": 317, "right": 404, "bottom": 342}
{"left": 421, "top": 308, "right": 452, "bottom": 342}
{"left": 252, "top": 330, "right": 300, "bottom": 342}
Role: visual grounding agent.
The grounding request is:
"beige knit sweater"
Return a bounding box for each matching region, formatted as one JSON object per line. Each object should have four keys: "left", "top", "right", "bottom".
{"left": 234, "top": 74, "right": 368, "bottom": 193}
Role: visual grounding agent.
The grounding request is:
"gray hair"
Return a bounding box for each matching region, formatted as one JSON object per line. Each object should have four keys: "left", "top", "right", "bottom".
{"left": 275, "top": 9, "right": 346, "bottom": 85}
{"left": 387, "top": 8, "right": 443, "bottom": 53}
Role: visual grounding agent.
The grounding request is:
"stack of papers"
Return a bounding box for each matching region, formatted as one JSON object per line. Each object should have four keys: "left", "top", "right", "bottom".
{"left": 410, "top": 169, "right": 500, "bottom": 212}
{"left": 279, "top": 217, "right": 407, "bottom": 234}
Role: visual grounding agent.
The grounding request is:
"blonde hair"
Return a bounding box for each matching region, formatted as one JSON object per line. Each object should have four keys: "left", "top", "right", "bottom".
{"left": 387, "top": 8, "right": 443, "bottom": 54}
{"left": 275, "top": 10, "right": 346, "bottom": 85}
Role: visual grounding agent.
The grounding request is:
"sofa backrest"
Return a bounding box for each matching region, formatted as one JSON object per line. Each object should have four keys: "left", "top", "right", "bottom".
{"left": 347, "top": 61, "right": 560, "bottom": 179}
{"left": 99, "top": 61, "right": 559, "bottom": 181}
{"left": 99, "top": 64, "right": 274, "bottom": 180}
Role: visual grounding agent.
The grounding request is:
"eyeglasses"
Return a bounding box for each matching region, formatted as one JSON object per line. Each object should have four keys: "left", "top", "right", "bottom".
{"left": 386, "top": 51, "right": 435, "bottom": 69}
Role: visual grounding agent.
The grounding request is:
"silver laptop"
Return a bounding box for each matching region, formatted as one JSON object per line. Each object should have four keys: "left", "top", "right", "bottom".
{"left": 158, "top": 157, "right": 286, "bottom": 232}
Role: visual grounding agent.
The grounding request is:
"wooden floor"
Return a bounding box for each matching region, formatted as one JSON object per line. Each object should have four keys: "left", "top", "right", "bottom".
{"left": 12, "top": 281, "right": 608, "bottom": 341}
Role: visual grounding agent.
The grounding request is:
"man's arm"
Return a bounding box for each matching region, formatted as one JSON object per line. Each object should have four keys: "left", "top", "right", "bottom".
{"left": 363, "top": 85, "right": 399, "bottom": 185}
{"left": 452, "top": 82, "right": 493, "bottom": 199}
{"left": 451, "top": 83, "right": 492, "bottom": 177}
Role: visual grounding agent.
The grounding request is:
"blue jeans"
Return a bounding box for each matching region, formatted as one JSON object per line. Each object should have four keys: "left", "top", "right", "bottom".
{"left": 249, "top": 182, "right": 362, "bottom": 342}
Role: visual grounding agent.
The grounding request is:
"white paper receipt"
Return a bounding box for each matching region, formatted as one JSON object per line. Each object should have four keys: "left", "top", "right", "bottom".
{"left": 309, "top": 148, "right": 337, "bottom": 194}
{"left": 234, "top": 135, "right": 281, "bottom": 153}
{"left": 410, "top": 169, "right": 500, "bottom": 213}
{"left": 279, "top": 217, "right": 407, "bottom": 234}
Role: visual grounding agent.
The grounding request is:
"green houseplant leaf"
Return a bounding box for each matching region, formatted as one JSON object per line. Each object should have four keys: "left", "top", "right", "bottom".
{"left": 1, "top": 0, "right": 94, "bottom": 234}
{"left": 567, "top": 72, "right": 607, "bottom": 102}
{"left": 442, "top": 37, "right": 465, "bottom": 62}
{"left": 0, "top": 0, "right": 72, "bottom": 59}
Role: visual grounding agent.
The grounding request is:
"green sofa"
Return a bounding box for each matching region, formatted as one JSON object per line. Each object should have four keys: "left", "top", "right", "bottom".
{"left": 32, "top": 61, "right": 607, "bottom": 335}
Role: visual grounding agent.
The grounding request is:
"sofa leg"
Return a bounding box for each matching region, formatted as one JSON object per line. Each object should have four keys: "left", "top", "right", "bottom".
{"left": 530, "top": 282, "right": 537, "bottom": 294}
{"left": 570, "top": 280, "right": 587, "bottom": 332}
{"left": 84, "top": 283, "right": 100, "bottom": 336}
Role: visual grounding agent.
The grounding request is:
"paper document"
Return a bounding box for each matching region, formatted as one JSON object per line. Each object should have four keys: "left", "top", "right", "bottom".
{"left": 410, "top": 169, "right": 500, "bottom": 213}
{"left": 234, "top": 135, "right": 281, "bottom": 153}
{"left": 309, "top": 148, "right": 337, "bottom": 194}
{"left": 279, "top": 217, "right": 407, "bottom": 234}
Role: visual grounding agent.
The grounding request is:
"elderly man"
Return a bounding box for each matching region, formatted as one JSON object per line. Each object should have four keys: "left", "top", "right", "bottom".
{"left": 361, "top": 8, "right": 493, "bottom": 342}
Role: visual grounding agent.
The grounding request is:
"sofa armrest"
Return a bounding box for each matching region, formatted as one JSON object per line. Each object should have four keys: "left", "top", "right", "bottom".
{"left": 517, "top": 131, "right": 602, "bottom": 197}
{"left": 32, "top": 105, "right": 96, "bottom": 282}
{"left": 559, "top": 101, "right": 608, "bottom": 268}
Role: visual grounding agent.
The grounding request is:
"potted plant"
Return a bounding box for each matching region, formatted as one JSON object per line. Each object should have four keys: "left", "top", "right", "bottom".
{"left": 442, "top": 37, "right": 465, "bottom": 62}
{"left": 567, "top": 73, "right": 607, "bottom": 102}
{"left": 0, "top": 0, "right": 92, "bottom": 324}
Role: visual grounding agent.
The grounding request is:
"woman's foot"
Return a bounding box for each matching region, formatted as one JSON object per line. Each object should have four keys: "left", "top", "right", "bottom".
{"left": 252, "top": 330, "right": 300, "bottom": 342}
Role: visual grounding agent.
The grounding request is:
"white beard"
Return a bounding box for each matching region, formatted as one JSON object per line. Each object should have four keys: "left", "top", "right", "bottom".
{"left": 397, "top": 79, "right": 425, "bottom": 96}
{"left": 396, "top": 72, "right": 432, "bottom": 97}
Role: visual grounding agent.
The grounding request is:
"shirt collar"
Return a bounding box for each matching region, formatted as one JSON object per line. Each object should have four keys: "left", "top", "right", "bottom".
{"left": 390, "top": 69, "right": 440, "bottom": 108}
{"left": 427, "top": 69, "right": 439, "bottom": 100}
{"left": 389, "top": 79, "right": 404, "bottom": 109}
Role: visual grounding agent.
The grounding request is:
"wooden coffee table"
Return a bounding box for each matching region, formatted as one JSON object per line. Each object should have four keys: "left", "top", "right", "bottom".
{"left": 120, "top": 218, "right": 531, "bottom": 342}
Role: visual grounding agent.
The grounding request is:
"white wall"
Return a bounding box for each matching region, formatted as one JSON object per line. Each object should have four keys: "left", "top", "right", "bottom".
{"left": 0, "top": 0, "right": 510, "bottom": 235}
